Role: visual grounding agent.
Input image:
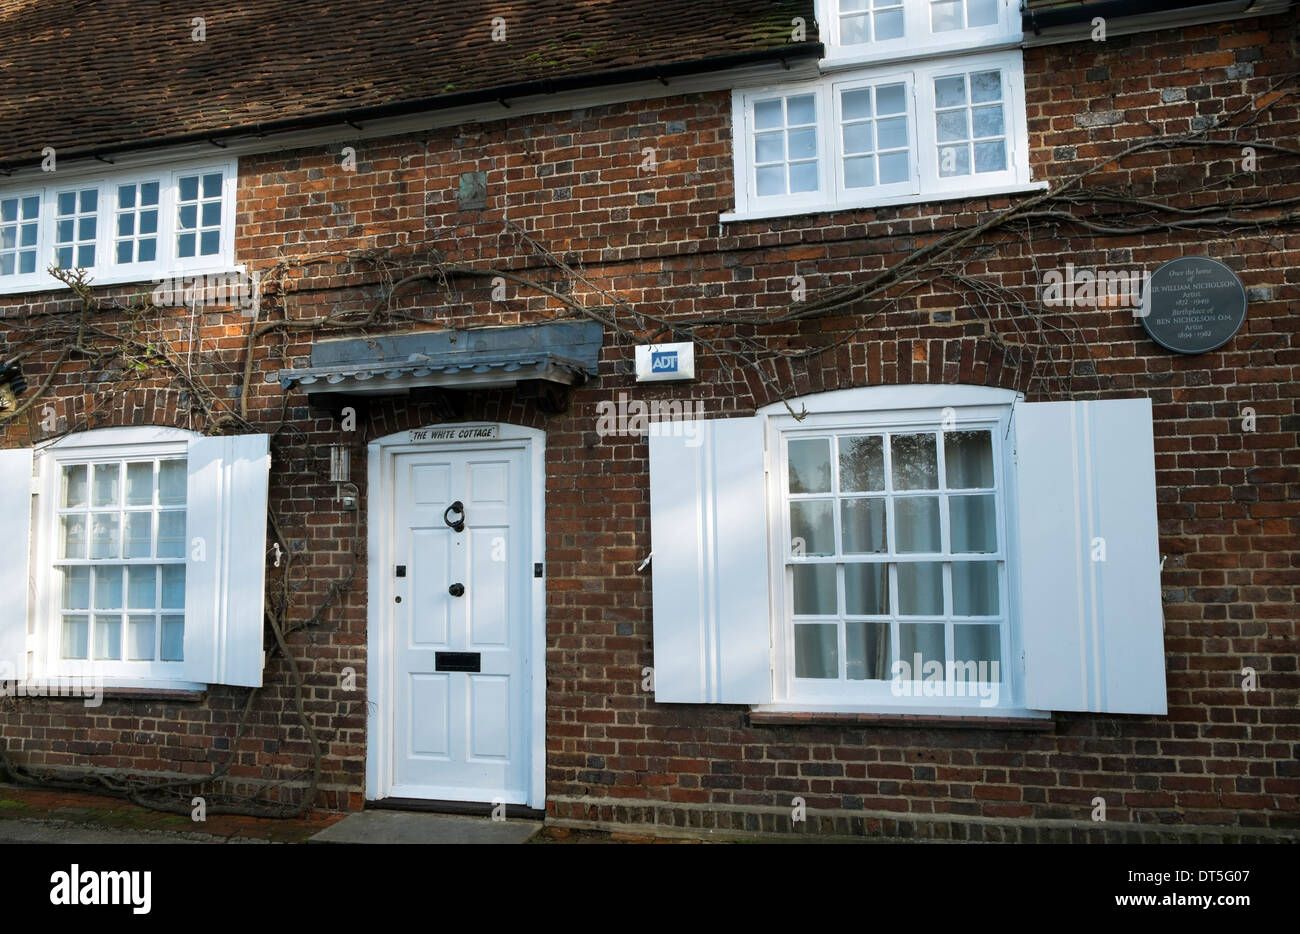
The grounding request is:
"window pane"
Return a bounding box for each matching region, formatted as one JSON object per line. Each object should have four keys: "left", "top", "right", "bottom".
{"left": 954, "top": 623, "right": 1000, "bottom": 667}
{"left": 93, "top": 566, "right": 123, "bottom": 610}
{"left": 968, "top": 0, "right": 998, "bottom": 26}
{"left": 953, "top": 561, "right": 998, "bottom": 615}
{"left": 898, "top": 622, "right": 945, "bottom": 672}
{"left": 179, "top": 175, "right": 198, "bottom": 201}
{"left": 842, "top": 88, "right": 872, "bottom": 120}
{"left": 844, "top": 562, "right": 889, "bottom": 615}
{"left": 939, "top": 143, "right": 970, "bottom": 176}
{"left": 126, "top": 461, "right": 154, "bottom": 505}
{"left": 141, "top": 182, "right": 160, "bottom": 205}
{"left": 789, "top": 128, "right": 817, "bottom": 160}
{"left": 201, "top": 201, "right": 222, "bottom": 227}
{"left": 158, "top": 459, "right": 186, "bottom": 504}
{"left": 755, "top": 132, "right": 783, "bottom": 164}
{"left": 974, "top": 139, "right": 1006, "bottom": 173}
{"left": 971, "top": 104, "right": 1004, "bottom": 138}
{"left": 140, "top": 209, "right": 158, "bottom": 235}
{"left": 950, "top": 494, "right": 996, "bottom": 553}
{"left": 755, "top": 165, "right": 785, "bottom": 196}
{"left": 844, "top": 155, "right": 875, "bottom": 188}
{"left": 62, "top": 616, "right": 89, "bottom": 659}
{"left": 202, "top": 172, "right": 222, "bottom": 198}
{"left": 791, "top": 500, "right": 835, "bottom": 556}
{"left": 971, "top": 70, "right": 1002, "bottom": 103}
{"left": 843, "top": 122, "right": 873, "bottom": 155}
{"left": 94, "top": 615, "right": 121, "bottom": 660}
{"left": 60, "top": 515, "right": 87, "bottom": 559}
{"left": 128, "top": 616, "right": 156, "bottom": 661}
{"left": 795, "top": 623, "right": 838, "bottom": 678}
{"left": 877, "top": 115, "right": 908, "bottom": 150}
{"left": 125, "top": 512, "right": 153, "bottom": 558}
{"left": 846, "top": 621, "right": 890, "bottom": 680}
{"left": 895, "top": 496, "right": 940, "bottom": 553}
{"left": 787, "top": 95, "right": 816, "bottom": 125}
{"left": 754, "top": 99, "right": 783, "bottom": 130}
{"left": 876, "top": 82, "right": 906, "bottom": 114}
{"left": 92, "top": 463, "right": 119, "bottom": 506}
{"left": 879, "top": 150, "right": 910, "bottom": 184}
{"left": 891, "top": 433, "right": 937, "bottom": 490}
{"left": 61, "top": 566, "right": 90, "bottom": 610}
{"left": 944, "top": 430, "right": 993, "bottom": 487}
{"left": 934, "top": 75, "right": 966, "bottom": 108}
{"left": 839, "top": 435, "right": 884, "bottom": 491}
{"left": 897, "top": 562, "right": 943, "bottom": 615}
{"left": 161, "top": 615, "right": 184, "bottom": 661}
{"left": 90, "top": 514, "right": 121, "bottom": 559}
{"left": 161, "top": 565, "right": 186, "bottom": 609}
{"left": 788, "top": 438, "right": 832, "bottom": 493}
{"left": 842, "top": 497, "right": 887, "bottom": 554}
{"left": 931, "top": 0, "right": 962, "bottom": 32}
{"left": 157, "top": 511, "right": 185, "bottom": 558}
{"left": 788, "top": 161, "right": 818, "bottom": 193}
{"left": 179, "top": 204, "right": 197, "bottom": 229}
{"left": 874, "top": 8, "right": 904, "bottom": 39}
{"left": 200, "top": 230, "right": 220, "bottom": 255}
{"left": 936, "top": 109, "right": 969, "bottom": 143}
{"left": 841, "top": 14, "right": 870, "bottom": 44}
{"left": 139, "top": 239, "right": 157, "bottom": 262}
{"left": 127, "top": 566, "right": 157, "bottom": 609}
{"left": 57, "top": 191, "right": 75, "bottom": 214}
{"left": 117, "top": 213, "right": 134, "bottom": 237}
{"left": 118, "top": 184, "right": 136, "bottom": 208}
{"left": 792, "top": 563, "right": 836, "bottom": 615}
{"left": 62, "top": 465, "right": 87, "bottom": 507}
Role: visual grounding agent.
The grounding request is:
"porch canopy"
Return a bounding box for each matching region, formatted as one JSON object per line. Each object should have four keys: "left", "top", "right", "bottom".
{"left": 268, "top": 320, "right": 602, "bottom": 403}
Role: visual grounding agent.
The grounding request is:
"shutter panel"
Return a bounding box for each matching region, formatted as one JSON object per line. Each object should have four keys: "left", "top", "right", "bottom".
{"left": 183, "top": 434, "right": 270, "bottom": 687}
{"left": 0, "top": 449, "right": 33, "bottom": 682}
{"left": 648, "top": 417, "right": 772, "bottom": 704}
{"left": 1015, "top": 398, "right": 1166, "bottom": 714}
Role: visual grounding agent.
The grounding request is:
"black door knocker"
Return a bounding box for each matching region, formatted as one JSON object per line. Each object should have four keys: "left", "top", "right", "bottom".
{"left": 443, "top": 500, "right": 465, "bottom": 532}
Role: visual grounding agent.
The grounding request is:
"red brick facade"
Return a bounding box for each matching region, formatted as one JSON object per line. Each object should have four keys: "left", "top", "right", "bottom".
{"left": 1, "top": 12, "right": 1297, "bottom": 839}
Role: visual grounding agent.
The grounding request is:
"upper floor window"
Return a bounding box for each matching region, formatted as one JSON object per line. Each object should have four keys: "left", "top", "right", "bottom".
{"left": 822, "top": 0, "right": 1019, "bottom": 64}
{"left": 0, "top": 160, "right": 236, "bottom": 295}
{"left": 728, "top": 50, "right": 1031, "bottom": 220}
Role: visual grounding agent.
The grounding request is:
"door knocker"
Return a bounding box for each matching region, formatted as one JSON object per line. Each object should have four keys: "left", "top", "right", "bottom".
{"left": 443, "top": 501, "right": 465, "bottom": 532}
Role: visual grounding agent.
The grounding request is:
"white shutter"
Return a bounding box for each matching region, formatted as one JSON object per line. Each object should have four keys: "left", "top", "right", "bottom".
{"left": 0, "top": 449, "right": 33, "bottom": 682}
{"left": 1015, "top": 398, "right": 1166, "bottom": 714}
{"left": 648, "top": 417, "right": 771, "bottom": 704}
{"left": 184, "top": 434, "right": 270, "bottom": 687}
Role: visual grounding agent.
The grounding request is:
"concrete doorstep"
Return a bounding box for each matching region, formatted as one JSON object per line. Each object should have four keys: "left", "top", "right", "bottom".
{"left": 307, "top": 810, "right": 541, "bottom": 844}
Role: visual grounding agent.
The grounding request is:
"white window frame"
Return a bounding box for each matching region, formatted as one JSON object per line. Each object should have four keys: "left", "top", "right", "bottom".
{"left": 817, "top": 0, "right": 1022, "bottom": 70}
{"left": 30, "top": 427, "right": 205, "bottom": 689}
{"left": 758, "top": 384, "right": 1042, "bottom": 717}
{"left": 0, "top": 188, "right": 45, "bottom": 291}
{"left": 0, "top": 158, "right": 238, "bottom": 296}
{"left": 727, "top": 49, "right": 1036, "bottom": 221}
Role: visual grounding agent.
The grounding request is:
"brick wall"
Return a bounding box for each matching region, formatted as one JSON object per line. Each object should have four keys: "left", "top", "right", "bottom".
{"left": 1, "top": 12, "right": 1296, "bottom": 838}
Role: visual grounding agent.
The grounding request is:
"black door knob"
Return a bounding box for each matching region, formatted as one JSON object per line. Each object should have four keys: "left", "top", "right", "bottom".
{"left": 448, "top": 583, "right": 465, "bottom": 597}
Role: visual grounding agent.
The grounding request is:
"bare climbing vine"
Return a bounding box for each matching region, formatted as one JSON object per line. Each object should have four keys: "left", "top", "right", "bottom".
{"left": 0, "top": 71, "right": 1295, "bottom": 817}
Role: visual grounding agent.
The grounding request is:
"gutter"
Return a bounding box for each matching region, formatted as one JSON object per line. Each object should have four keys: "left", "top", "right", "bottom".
{"left": 0, "top": 42, "right": 824, "bottom": 175}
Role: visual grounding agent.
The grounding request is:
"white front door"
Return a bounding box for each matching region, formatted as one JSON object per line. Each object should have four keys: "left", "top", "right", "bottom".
{"left": 389, "top": 444, "right": 531, "bottom": 803}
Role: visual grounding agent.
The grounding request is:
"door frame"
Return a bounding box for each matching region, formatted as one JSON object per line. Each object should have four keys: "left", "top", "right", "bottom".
{"left": 365, "top": 422, "right": 546, "bottom": 809}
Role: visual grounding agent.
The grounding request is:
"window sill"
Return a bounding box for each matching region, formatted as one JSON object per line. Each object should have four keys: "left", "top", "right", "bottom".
{"left": 749, "top": 708, "right": 1055, "bottom": 730}
{"left": 721, "top": 181, "right": 1048, "bottom": 224}
{"left": 819, "top": 36, "right": 1024, "bottom": 73}
{"left": 0, "top": 262, "right": 246, "bottom": 299}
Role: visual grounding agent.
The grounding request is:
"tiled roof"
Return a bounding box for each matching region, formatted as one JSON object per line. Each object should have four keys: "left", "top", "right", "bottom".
{"left": 0, "top": 0, "right": 817, "bottom": 166}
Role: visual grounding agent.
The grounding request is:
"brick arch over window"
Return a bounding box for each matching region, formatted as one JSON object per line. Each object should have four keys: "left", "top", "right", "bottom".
{"left": 740, "top": 334, "right": 1031, "bottom": 413}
